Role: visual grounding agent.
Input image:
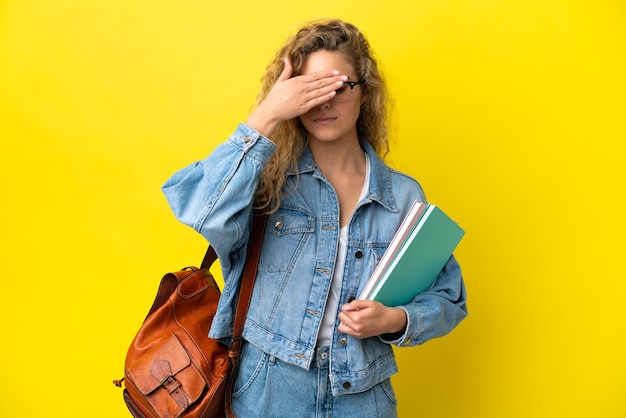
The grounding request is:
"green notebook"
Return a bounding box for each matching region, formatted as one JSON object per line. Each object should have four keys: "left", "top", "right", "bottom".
{"left": 359, "top": 201, "right": 465, "bottom": 306}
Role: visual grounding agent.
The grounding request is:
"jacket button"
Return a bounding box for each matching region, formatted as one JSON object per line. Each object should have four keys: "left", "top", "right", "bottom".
{"left": 354, "top": 251, "right": 363, "bottom": 259}
{"left": 340, "top": 338, "right": 347, "bottom": 346}
{"left": 347, "top": 296, "right": 355, "bottom": 303}
{"left": 342, "top": 382, "right": 351, "bottom": 389}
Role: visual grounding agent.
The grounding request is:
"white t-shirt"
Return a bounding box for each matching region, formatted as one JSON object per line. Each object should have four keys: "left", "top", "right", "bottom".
{"left": 317, "top": 153, "right": 370, "bottom": 346}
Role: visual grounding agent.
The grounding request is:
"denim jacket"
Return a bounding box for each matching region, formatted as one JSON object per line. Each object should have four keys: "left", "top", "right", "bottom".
{"left": 162, "top": 123, "right": 467, "bottom": 396}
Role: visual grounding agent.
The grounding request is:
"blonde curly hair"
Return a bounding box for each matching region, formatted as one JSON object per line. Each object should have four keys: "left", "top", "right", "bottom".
{"left": 254, "top": 19, "right": 392, "bottom": 213}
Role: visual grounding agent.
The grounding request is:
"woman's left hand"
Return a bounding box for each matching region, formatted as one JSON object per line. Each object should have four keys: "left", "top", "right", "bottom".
{"left": 338, "top": 299, "right": 407, "bottom": 339}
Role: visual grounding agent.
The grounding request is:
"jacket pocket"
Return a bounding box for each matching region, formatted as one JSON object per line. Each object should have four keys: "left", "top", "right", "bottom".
{"left": 261, "top": 207, "right": 315, "bottom": 273}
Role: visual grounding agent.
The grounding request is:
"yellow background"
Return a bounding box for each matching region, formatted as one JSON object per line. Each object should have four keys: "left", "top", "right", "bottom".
{"left": 1, "top": 0, "right": 624, "bottom": 417}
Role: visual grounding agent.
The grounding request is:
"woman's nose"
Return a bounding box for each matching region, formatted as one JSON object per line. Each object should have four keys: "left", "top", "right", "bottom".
{"left": 319, "top": 99, "right": 332, "bottom": 109}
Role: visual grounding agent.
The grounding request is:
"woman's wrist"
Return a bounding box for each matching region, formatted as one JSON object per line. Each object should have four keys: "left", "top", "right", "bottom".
{"left": 388, "top": 307, "right": 408, "bottom": 334}
{"left": 246, "top": 108, "right": 280, "bottom": 139}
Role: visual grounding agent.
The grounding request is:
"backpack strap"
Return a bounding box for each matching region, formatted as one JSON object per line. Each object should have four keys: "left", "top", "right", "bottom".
{"left": 223, "top": 213, "right": 267, "bottom": 417}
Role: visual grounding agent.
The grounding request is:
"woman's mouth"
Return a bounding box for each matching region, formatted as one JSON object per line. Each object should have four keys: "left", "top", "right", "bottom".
{"left": 314, "top": 117, "right": 336, "bottom": 125}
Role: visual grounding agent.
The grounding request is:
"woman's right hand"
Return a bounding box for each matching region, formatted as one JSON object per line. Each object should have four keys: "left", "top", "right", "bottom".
{"left": 245, "top": 57, "right": 348, "bottom": 138}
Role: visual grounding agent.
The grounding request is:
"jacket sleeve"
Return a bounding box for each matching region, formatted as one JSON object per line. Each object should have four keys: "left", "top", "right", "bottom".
{"left": 379, "top": 254, "right": 468, "bottom": 347}
{"left": 161, "top": 123, "right": 276, "bottom": 261}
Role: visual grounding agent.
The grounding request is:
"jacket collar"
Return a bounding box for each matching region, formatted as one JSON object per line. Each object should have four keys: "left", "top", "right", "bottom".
{"left": 287, "top": 141, "right": 399, "bottom": 213}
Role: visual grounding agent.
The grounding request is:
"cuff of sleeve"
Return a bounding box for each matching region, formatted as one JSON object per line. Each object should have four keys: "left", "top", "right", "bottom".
{"left": 228, "top": 123, "right": 276, "bottom": 165}
{"left": 379, "top": 306, "right": 419, "bottom": 347}
{"left": 233, "top": 123, "right": 276, "bottom": 145}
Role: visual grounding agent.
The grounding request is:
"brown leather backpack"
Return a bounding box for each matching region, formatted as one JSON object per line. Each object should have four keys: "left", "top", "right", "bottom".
{"left": 114, "top": 215, "right": 266, "bottom": 417}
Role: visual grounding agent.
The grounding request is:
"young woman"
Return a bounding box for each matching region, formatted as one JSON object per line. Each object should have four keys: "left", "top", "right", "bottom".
{"left": 163, "top": 19, "right": 467, "bottom": 417}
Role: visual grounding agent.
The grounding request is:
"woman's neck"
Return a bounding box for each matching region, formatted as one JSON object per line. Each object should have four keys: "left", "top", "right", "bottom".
{"left": 308, "top": 136, "right": 365, "bottom": 178}
{"left": 308, "top": 137, "right": 367, "bottom": 227}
